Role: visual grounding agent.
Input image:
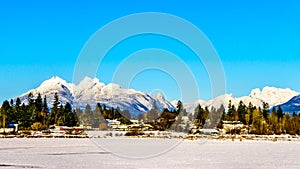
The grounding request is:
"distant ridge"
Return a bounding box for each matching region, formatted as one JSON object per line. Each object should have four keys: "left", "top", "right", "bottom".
{"left": 181, "top": 86, "right": 299, "bottom": 114}
{"left": 274, "top": 94, "right": 300, "bottom": 113}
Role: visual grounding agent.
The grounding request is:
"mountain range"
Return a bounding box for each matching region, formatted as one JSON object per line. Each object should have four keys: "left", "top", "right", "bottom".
{"left": 15, "top": 76, "right": 300, "bottom": 116}
{"left": 16, "top": 76, "right": 174, "bottom": 117}
{"left": 274, "top": 95, "right": 300, "bottom": 113}
{"left": 179, "top": 86, "right": 300, "bottom": 114}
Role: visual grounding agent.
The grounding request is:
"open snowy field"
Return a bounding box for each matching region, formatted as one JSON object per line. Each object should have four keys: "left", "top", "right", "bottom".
{"left": 0, "top": 138, "right": 300, "bottom": 169}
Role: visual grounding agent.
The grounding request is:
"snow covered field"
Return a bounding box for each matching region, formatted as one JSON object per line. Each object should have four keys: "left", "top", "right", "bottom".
{"left": 0, "top": 138, "right": 300, "bottom": 169}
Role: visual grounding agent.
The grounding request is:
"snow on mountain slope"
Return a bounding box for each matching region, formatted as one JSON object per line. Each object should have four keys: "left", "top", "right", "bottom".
{"left": 274, "top": 94, "right": 300, "bottom": 113}
{"left": 73, "top": 77, "right": 105, "bottom": 103}
{"left": 154, "top": 92, "right": 174, "bottom": 111}
{"left": 73, "top": 80, "right": 174, "bottom": 117}
{"left": 249, "top": 86, "right": 299, "bottom": 107}
{"left": 17, "top": 76, "right": 75, "bottom": 105}
{"left": 183, "top": 87, "right": 299, "bottom": 114}
{"left": 184, "top": 94, "right": 236, "bottom": 114}
{"left": 16, "top": 76, "right": 174, "bottom": 117}
{"left": 15, "top": 76, "right": 299, "bottom": 115}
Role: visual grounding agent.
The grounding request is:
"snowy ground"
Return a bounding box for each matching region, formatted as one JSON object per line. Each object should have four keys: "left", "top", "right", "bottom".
{"left": 0, "top": 138, "right": 300, "bottom": 169}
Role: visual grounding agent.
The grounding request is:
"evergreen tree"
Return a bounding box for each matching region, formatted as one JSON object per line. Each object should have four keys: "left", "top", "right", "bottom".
{"left": 15, "top": 98, "right": 22, "bottom": 124}
{"left": 35, "top": 93, "right": 43, "bottom": 113}
{"left": 247, "top": 102, "right": 255, "bottom": 126}
{"left": 110, "top": 108, "right": 115, "bottom": 119}
{"left": 114, "top": 107, "right": 123, "bottom": 119}
{"left": 148, "top": 101, "right": 160, "bottom": 122}
{"left": 237, "top": 101, "right": 246, "bottom": 124}
{"left": 20, "top": 103, "right": 31, "bottom": 128}
{"left": 75, "top": 108, "right": 83, "bottom": 124}
{"left": 10, "top": 99, "right": 14, "bottom": 107}
{"left": 176, "top": 100, "right": 183, "bottom": 115}
{"left": 27, "top": 93, "right": 36, "bottom": 125}
{"left": 62, "top": 102, "right": 72, "bottom": 126}
{"left": 33, "top": 93, "right": 43, "bottom": 124}
{"left": 81, "top": 104, "right": 93, "bottom": 127}
{"left": 49, "top": 93, "right": 60, "bottom": 125}
{"left": 194, "top": 104, "right": 207, "bottom": 126}
{"left": 15, "top": 98, "right": 21, "bottom": 107}
{"left": 56, "top": 104, "right": 64, "bottom": 125}
{"left": 0, "top": 100, "right": 11, "bottom": 127}
{"left": 117, "top": 110, "right": 131, "bottom": 125}
{"left": 277, "top": 106, "right": 283, "bottom": 120}
{"left": 27, "top": 93, "right": 34, "bottom": 107}
{"left": 227, "top": 100, "right": 237, "bottom": 121}
{"left": 8, "top": 99, "right": 16, "bottom": 124}
{"left": 69, "top": 109, "right": 79, "bottom": 127}
{"left": 262, "top": 102, "right": 269, "bottom": 120}
{"left": 173, "top": 101, "right": 184, "bottom": 131}
{"left": 208, "top": 105, "right": 225, "bottom": 129}
{"left": 41, "top": 96, "right": 49, "bottom": 126}
{"left": 93, "top": 103, "right": 106, "bottom": 128}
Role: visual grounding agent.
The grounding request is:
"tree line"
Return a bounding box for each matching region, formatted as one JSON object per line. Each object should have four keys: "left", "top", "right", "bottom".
{"left": 77, "top": 100, "right": 181, "bottom": 131}
{"left": 136, "top": 100, "right": 188, "bottom": 131}
{"left": 76, "top": 103, "right": 132, "bottom": 128}
{"left": 0, "top": 93, "right": 137, "bottom": 131}
{"left": 194, "top": 100, "right": 300, "bottom": 135}
{"left": 2, "top": 92, "right": 300, "bottom": 135}
{"left": 0, "top": 93, "right": 79, "bottom": 130}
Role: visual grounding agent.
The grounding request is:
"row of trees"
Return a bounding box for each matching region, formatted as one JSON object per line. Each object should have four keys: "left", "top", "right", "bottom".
{"left": 136, "top": 100, "right": 188, "bottom": 131}
{"left": 76, "top": 100, "right": 181, "bottom": 131}
{"left": 193, "top": 100, "right": 300, "bottom": 135}
{"left": 0, "top": 93, "right": 79, "bottom": 130}
{"left": 76, "top": 103, "right": 131, "bottom": 128}
{"left": 1, "top": 93, "right": 179, "bottom": 131}
{"left": 1, "top": 92, "right": 300, "bottom": 135}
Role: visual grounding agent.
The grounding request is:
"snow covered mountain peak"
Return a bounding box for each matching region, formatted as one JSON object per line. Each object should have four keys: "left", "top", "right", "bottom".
{"left": 155, "top": 92, "right": 166, "bottom": 101}
{"left": 249, "top": 88, "right": 261, "bottom": 97}
{"left": 17, "top": 76, "right": 74, "bottom": 105}
{"left": 249, "top": 86, "right": 299, "bottom": 107}
{"left": 75, "top": 77, "right": 104, "bottom": 95}
{"left": 250, "top": 86, "right": 293, "bottom": 96}
{"left": 183, "top": 87, "right": 299, "bottom": 114}
{"left": 77, "top": 76, "right": 101, "bottom": 85}
{"left": 40, "top": 76, "right": 72, "bottom": 89}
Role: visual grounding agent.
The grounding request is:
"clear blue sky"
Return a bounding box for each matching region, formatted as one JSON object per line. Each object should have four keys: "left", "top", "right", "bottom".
{"left": 1, "top": 0, "right": 300, "bottom": 103}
